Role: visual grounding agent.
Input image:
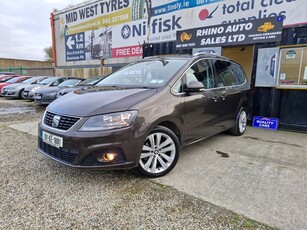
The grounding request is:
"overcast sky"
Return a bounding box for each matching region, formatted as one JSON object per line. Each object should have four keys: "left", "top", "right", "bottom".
{"left": 0, "top": 0, "right": 85, "bottom": 61}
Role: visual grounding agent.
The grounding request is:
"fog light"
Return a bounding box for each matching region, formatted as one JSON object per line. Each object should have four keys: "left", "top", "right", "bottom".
{"left": 97, "top": 153, "right": 118, "bottom": 163}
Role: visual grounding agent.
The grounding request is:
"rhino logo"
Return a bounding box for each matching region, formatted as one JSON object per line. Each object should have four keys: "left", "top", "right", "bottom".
{"left": 180, "top": 32, "right": 192, "bottom": 42}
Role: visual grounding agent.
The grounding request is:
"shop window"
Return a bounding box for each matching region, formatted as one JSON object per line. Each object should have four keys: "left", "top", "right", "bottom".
{"left": 277, "top": 47, "right": 307, "bottom": 88}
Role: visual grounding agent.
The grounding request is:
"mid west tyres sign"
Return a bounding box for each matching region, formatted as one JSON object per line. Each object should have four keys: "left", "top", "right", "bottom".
{"left": 57, "top": 0, "right": 306, "bottom": 62}
{"left": 176, "top": 17, "right": 283, "bottom": 49}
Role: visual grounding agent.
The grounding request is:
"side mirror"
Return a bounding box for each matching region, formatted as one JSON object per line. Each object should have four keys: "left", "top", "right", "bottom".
{"left": 185, "top": 81, "right": 205, "bottom": 93}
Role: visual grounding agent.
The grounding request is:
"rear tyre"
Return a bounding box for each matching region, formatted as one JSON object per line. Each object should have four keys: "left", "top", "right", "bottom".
{"left": 137, "top": 126, "right": 180, "bottom": 178}
{"left": 229, "top": 107, "right": 247, "bottom": 136}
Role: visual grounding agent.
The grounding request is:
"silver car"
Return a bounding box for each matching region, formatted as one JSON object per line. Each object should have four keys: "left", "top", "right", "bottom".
{"left": 1, "top": 76, "right": 48, "bottom": 98}
{"left": 23, "top": 77, "right": 68, "bottom": 100}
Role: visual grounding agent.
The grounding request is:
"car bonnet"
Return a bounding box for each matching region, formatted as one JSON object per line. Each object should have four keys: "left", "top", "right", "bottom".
{"left": 47, "top": 87, "right": 157, "bottom": 117}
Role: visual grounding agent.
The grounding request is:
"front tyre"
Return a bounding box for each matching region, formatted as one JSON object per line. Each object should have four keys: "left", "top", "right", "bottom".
{"left": 230, "top": 107, "right": 247, "bottom": 136}
{"left": 18, "top": 89, "right": 24, "bottom": 99}
{"left": 138, "top": 126, "right": 180, "bottom": 178}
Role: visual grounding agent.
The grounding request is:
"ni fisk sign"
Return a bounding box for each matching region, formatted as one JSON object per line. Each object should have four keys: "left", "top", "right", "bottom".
{"left": 176, "top": 17, "right": 283, "bottom": 49}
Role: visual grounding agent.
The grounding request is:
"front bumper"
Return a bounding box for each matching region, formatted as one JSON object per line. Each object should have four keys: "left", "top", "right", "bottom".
{"left": 23, "top": 90, "right": 35, "bottom": 100}
{"left": 1, "top": 89, "right": 19, "bottom": 97}
{"left": 34, "top": 93, "right": 56, "bottom": 105}
{"left": 37, "top": 115, "right": 145, "bottom": 170}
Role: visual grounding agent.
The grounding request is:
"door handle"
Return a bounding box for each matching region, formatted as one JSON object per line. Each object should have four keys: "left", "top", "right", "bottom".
{"left": 221, "top": 94, "right": 227, "bottom": 100}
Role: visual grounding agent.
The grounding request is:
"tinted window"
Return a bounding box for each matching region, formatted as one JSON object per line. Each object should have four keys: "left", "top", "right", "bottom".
{"left": 214, "top": 60, "right": 239, "bottom": 87}
{"left": 230, "top": 63, "right": 246, "bottom": 85}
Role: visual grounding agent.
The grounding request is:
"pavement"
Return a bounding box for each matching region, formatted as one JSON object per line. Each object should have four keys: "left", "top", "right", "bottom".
{"left": 9, "top": 121, "right": 307, "bottom": 230}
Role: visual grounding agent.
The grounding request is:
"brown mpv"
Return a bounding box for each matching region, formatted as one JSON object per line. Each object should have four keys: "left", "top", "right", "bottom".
{"left": 38, "top": 54, "right": 250, "bottom": 177}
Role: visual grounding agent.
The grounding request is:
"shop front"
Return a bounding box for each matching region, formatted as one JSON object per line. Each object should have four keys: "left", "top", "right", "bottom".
{"left": 252, "top": 27, "right": 307, "bottom": 132}
{"left": 53, "top": 0, "right": 307, "bottom": 132}
{"left": 143, "top": 19, "right": 307, "bottom": 132}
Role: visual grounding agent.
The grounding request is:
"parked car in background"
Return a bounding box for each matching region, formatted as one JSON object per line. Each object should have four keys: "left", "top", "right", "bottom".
{"left": 0, "top": 76, "right": 32, "bottom": 93}
{"left": 0, "top": 72, "right": 16, "bottom": 76}
{"left": 34, "top": 78, "right": 84, "bottom": 105}
{"left": 56, "top": 76, "right": 105, "bottom": 98}
{"left": 0, "top": 75, "right": 20, "bottom": 83}
{"left": 38, "top": 54, "right": 250, "bottom": 177}
{"left": 1, "top": 76, "right": 49, "bottom": 98}
{"left": 23, "top": 77, "right": 68, "bottom": 100}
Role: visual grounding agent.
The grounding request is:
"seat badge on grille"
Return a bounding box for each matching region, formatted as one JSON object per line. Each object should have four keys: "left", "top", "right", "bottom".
{"left": 52, "top": 115, "right": 61, "bottom": 128}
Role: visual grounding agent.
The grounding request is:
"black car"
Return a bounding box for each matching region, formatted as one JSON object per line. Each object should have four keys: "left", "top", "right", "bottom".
{"left": 38, "top": 54, "right": 250, "bottom": 177}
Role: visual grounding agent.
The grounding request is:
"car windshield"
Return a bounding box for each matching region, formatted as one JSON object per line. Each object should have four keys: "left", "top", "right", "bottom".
{"left": 58, "top": 79, "right": 80, "bottom": 87}
{"left": 1, "top": 76, "right": 14, "bottom": 82}
{"left": 96, "top": 59, "right": 188, "bottom": 88}
{"left": 38, "top": 77, "right": 57, "bottom": 85}
{"left": 6, "top": 77, "right": 21, "bottom": 83}
{"left": 20, "top": 77, "right": 35, "bottom": 84}
{"left": 77, "top": 77, "right": 102, "bottom": 86}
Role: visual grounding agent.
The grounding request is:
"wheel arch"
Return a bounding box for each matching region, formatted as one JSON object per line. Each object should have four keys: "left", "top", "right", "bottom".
{"left": 156, "top": 121, "right": 181, "bottom": 146}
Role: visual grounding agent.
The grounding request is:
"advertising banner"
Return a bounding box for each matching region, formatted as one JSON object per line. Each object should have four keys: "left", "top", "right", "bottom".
{"left": 57, "top": 0, "right": 307, "bottom": 62}
{"left": 176, "top": 17, "right": 283, "bottom": 49}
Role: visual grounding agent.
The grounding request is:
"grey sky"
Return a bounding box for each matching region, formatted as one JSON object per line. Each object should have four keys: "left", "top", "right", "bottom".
{"left": 0, "top": 0, "right": 84, "bottom": 61}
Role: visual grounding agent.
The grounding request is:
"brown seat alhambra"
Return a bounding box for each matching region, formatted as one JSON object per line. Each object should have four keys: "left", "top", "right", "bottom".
{"left": 38, "top": 53, "right": 250, "bottom": 177}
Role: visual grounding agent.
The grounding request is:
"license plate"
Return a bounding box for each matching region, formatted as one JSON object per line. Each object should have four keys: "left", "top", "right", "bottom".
{"left": 23, "top": 92, "right": 28, "bottom": 96}
{"left": 35, "top": 95, "right": 42, "bottom": 100}
{"left": 42, "top": 131, "right": 63, "bottom": 148}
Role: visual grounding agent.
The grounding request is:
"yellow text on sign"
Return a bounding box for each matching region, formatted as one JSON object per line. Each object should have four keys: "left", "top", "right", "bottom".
{"left": 68, "top": 7, "right": 131, "bottom": 34}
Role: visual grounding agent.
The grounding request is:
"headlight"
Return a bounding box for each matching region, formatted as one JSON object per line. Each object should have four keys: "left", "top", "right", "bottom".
{"left": 80, "top": 111, "right": 138, "bottom": 131}
{"left": 31, "top": 86, "right": 41, "bottom": 92}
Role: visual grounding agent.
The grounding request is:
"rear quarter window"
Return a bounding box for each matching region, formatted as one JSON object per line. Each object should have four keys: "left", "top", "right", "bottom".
{"left": 230, "top": 63, "right": 246, "bottom": 85}
{"left": 213, "top": 60, "right": 246, "bottom": 87}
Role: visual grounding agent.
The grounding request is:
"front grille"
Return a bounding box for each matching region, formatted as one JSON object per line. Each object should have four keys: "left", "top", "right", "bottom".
{"left": 39, "top": 139, "right": 79, "bottom": 164}
{"left": 44, "top": 111, "right": 80, "bottom": 130}
{"left": 42, "top": 98, "right": 54, "bottom": 103}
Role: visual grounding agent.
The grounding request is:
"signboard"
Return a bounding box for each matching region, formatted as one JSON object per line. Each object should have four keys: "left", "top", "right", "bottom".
{"left": 252, "top": 116, "right": 279, "bottom": 130}
{"left": 56, "top": 0, "right": 307, "bottom": 63}
{"left": 176, "top": 17, "right": 283, "bottom": 49}
{"left": 65, "top": 32, "right": 85, "bottom": 61}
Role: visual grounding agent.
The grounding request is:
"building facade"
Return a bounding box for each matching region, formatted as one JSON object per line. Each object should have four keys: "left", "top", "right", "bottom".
{"left": 52, "top": 0, "right": 307, "bottom": 132}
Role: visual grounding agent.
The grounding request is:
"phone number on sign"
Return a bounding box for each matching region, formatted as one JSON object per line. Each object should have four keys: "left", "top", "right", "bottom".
{"left": 102, "top": 13, "right": 129, "bottom": 25}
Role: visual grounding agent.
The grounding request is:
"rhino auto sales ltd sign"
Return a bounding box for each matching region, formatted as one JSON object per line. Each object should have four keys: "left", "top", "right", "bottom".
{"left": 176, "top": 17, "right": 283, "bottom": 49}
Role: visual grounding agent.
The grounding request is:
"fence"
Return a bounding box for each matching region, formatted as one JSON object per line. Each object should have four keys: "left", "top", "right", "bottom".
{"left": 0, "top": 67, "right": 55, "bottom": 76}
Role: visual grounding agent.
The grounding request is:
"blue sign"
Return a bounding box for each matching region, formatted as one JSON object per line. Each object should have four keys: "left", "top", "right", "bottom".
{"left": 65, "top": 32, "right": 85, "bottom": 62}
{"left": 252, "top": 116, "right": 279, "bottom": 130}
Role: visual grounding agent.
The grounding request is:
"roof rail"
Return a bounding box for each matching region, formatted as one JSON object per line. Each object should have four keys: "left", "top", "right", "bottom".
{"left": 193, "top": 50, "right": 217, "bottom": 56}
